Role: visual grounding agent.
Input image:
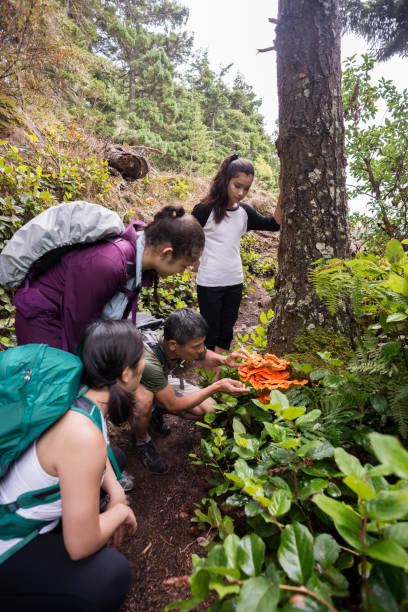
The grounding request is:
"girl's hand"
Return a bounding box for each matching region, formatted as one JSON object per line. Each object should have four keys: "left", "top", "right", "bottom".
{"left": 112, "top": 506, "right": 137, "bottom": 548}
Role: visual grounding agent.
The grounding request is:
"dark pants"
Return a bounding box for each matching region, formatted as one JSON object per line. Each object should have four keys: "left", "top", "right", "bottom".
{"left": 0, "top": 533, "right": 130, "bottom": 611}
{"left": 197, "top": 283, "right": 243, "bottom": 351}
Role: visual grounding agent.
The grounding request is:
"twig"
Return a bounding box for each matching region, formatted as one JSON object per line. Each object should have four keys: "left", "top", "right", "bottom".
{"left": 280, "top": 585, "right": 339, "bottom": 612}
{"left": 159, "top": 534, "right": 175, "bottom": 547}
{"left": 257, "top": 46, "right": 275, "bottom": 54}
{"left": 179, "top": 540, "right": 198, "bottom": 554}
{"left": 141, "top": 541, "right": 152, "bottom": 555}
{"left": 268, "top": 17, "right": 278, "bottom": 24}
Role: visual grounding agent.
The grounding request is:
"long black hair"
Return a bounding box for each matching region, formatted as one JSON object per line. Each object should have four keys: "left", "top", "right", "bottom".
{"left": 145, "top": 205, "right": 205, "bottom": 261}
{"left": 201, "top": 155, "right": 254, "bottom": 223}
{"left": 81, "top": 320, "right": 144, "bottom": 425}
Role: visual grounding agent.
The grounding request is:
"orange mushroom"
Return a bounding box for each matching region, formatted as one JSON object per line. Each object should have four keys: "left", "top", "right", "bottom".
{"left": 238, "top": 353, "right": 307, "bottom": 401}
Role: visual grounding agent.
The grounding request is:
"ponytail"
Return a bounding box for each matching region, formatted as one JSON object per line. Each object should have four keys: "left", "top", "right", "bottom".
{"left": 202, "top": 155, "right": 255, "bottom": 223}
{"left": 144, "top": 205, "right": 204, "bottom": 261}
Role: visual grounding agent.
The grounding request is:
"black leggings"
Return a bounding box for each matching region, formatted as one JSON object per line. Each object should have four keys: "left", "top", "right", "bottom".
{"left": 197, "top": 283, "right": 243, "bottom": 350}
{"left": 0, "top": 532, "right": 130, "bottom": 611}
{"left": 0, "top": 445, "right": 130, "bottom": 611}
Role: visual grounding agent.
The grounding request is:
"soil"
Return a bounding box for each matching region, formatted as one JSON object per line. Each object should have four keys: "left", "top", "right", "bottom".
{"left": 112, "top": 278, "right": 272, "bottom": 612}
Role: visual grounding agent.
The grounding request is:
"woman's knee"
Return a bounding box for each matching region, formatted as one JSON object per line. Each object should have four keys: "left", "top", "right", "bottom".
{"left": 87, "top": 548, "right": 130, "bottom": 611}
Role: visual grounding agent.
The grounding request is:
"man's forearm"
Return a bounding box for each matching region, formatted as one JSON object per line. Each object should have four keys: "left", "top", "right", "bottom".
{"left": 160, "top": 382, "right": 219, "bottom": 414}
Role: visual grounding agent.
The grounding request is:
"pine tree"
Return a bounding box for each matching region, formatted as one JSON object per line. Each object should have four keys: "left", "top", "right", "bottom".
{"left": 341, "top": 0, "right": 408, "bottom": 60}
{"left": 268, "top": 0, "right": 354, "bottom": 353}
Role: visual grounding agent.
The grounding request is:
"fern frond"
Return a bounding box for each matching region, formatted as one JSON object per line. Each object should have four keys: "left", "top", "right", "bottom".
{"left": 387, "top": 380, "right": 408, "bottom": 438}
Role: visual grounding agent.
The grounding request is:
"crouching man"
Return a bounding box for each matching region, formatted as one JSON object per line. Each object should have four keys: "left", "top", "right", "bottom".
{"left": 130, "top": 307, "right": 247, "bottom": 473}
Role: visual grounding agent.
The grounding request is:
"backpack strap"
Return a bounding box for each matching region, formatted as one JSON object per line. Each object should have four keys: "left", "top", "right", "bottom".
{"left": 71, "top": 391, "right": 122, "bottom": 481}
{"left": 142, "top": 330, "right": 167, "bottom": 370}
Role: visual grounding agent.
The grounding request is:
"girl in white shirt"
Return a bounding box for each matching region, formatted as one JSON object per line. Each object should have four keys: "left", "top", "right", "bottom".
{"left": 192, "top": 154, "right": 281, "bottom": 352}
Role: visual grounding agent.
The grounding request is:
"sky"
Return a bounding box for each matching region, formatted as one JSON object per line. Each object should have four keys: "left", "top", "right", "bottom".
{"left": 181, "top": 0, "right": 408, "bottom": 212}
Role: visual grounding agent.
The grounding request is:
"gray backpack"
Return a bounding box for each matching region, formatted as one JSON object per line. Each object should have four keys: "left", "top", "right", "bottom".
{"left": 0, "top": 201, "right": 124, "bottom": 288}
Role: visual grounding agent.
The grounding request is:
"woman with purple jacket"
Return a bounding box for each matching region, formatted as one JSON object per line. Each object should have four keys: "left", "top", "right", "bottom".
{"left": 14, "top": 205, "right": 204, "bottom": 354}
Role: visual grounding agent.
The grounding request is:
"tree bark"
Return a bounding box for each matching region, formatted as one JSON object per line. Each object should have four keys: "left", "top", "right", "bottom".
{"left": 103, "top": 144, "right": 149, "bottom": 180}
{"left": 268, "top": 0, "right": 354, "bottom": 354}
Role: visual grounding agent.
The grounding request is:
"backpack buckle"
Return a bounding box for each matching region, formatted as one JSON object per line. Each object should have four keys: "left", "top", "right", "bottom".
{"left": 6, "top": 501, "right": 19, "bottom": 513}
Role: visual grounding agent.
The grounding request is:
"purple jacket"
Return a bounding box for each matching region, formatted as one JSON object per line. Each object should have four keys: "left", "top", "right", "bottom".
{"left": 13, "top": 223, "right": 155, "bottom": 353}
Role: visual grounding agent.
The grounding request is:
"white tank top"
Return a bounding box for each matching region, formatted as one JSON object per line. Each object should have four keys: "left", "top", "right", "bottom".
{"left": 0, "top": 408, "right": 109, "bottom": 559}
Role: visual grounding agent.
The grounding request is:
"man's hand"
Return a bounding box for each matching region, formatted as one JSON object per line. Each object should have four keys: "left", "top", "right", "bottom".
{"left": 214, "top": 378, "right": 247, "bottom": 395}
{"left": 222, "top": 347, "right": 250, "bottom": 368}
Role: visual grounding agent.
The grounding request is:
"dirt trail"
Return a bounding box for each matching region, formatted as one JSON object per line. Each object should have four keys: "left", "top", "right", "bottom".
{"left": 115, "top": 279, "right": 270, "bottom": 612}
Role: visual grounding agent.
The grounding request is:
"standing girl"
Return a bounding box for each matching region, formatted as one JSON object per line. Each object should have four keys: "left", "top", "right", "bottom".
{"left": 0, "top": 320, "right": 144, "bottom": 611}
{"left": 14, "top": 205, "right": 205, "bottom": 354}
{"left": 192, "top": 154, "right": 281, "bottom": 352}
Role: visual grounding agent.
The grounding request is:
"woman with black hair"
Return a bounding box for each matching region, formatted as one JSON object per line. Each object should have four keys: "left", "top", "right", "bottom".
{"left": 14, "top": 205, "right": 205, "bottom": 354}
{"left": 192, "top": 155, "right": 281, "bottom": 353}
{"left": 0, "top": 320, "right": 144, "bottom": 611}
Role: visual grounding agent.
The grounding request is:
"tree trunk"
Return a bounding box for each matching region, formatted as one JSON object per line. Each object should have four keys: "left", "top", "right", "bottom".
{"left": 268, "top": 0, "right": 354, "bottom": 354}
{"left": 103, "top": 144, "right": 149, "bottom": 180}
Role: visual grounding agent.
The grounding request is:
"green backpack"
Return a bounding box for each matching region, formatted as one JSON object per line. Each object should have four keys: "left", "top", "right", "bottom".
{"left": 0, "top": 343, "right": 122, "bottom": 564}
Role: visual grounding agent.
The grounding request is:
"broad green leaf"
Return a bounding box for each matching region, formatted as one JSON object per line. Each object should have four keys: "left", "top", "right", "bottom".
{"left": 334, "top": 448, "right": 366, "bottom": 480}
{"left": 365, "top": 565, "right": 401, "bottom": 612}
{"left": 262, "top": 422, "right": 285, "bottom": 442}
{"left": 236, "top": 576, "right": 279, "bottom": 612}
{"left": 209, "top": 579, "right": 240, "bottom": 600}
{"left": 165, "top": 597, "right": 203, "bottom": 611}
{"left": 322, "top": 374, "right": 345, "bottom": 388}
{"left": 281, "top": 406, "right": 306, "bottom": 420}
{"left": 386, "top": 238, "right": 405, "bottom": 264}
{"left": 383, "top": 522, "right": 408, "bottom": 547}
{"left": 244, "top": 484, "right": 270, "bottom": 507}
{"left": 309, "top": 368, "right": 329, "bottom": 381}
{"left": 387, "top": 273, "right": 408, "bottom": 297}
{"left": 234, "top": 458, "right": 254, "bottom": 481}
{"left": 366, "top": 489, "right": 408, "bottom": 520}
{"left": 268, "top": 390, "right": 289, "bottom": 410}
{"left": 336, "top": 524, "right": 363, "bottom": 551}
{"left": 298, "top": 478, "right": 328, "bottom": 499}
{"left": 233, "top": 417, "right": 246, "bottom": 434}
{"left": 224, "top": 534, "right": 240, "bottom": 568}
{"left": 366, "top": 540, "right": 408, "bottom": 570}
{"left": 245, "top": 499, "right": 263, "bottom": 517}
{"left": 233, "top": 434, "right": 260, "bottom": 455}
{"left": 278, "top": 522, "right": 314, "bottom": 584}
{"left": 314, "top": 533, "right": 340, "bottom": 569}
{"left": 386, "top": 312, "right": 408, "bottom": 322}
{"left": 343, "top": 476, "right": 376, "bottom": 499}
{"left": 296, "top": 409, "right": 322, "bottom": 425}
{"left": 370, "top": 394, "right": 389, "bottom": 414}
{"left": 307, "top": 440, "right": 335, "bottom": 460}
{"left": 190, "top": 568, "right": 210, "bottom": 599}
{"left": 369, "top": 433, "right": 408, "bottom": 479}
{"left": 268, "top": 490, "right": 291, "bottom": 517}
{"left": 260, "top": 311, "right": 268, "bottom": 325}
{"left": 261, "top": 444, "right": 292, "bottom": 465}
{"left": 279, "top": 438, "right": 301, "bottom": 449}
{"left": 237, "top": 534, "right": 265, "bottom": 576}
{"left": 313, "top": 494, "right": 361, "bottom": 532}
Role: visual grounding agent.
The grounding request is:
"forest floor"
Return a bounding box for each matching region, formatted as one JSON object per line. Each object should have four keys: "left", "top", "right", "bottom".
{"left": 111, "top": 277, "right": 272, "bottom": 612}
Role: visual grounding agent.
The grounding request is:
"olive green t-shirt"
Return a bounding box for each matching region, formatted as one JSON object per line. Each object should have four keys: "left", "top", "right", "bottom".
{"left": 140, "top": 330, "right": 206, "bottom": 393}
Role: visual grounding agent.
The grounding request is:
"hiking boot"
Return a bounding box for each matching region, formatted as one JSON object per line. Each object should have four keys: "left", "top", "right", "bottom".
{"left": 119, "top": 470, "right": 136, "bottom": 492}
{"left": 137, "top": 440, "right": 168, "bottom": 473}
{"left": 149, "top": 406, "right": 171, "bottom": 436}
